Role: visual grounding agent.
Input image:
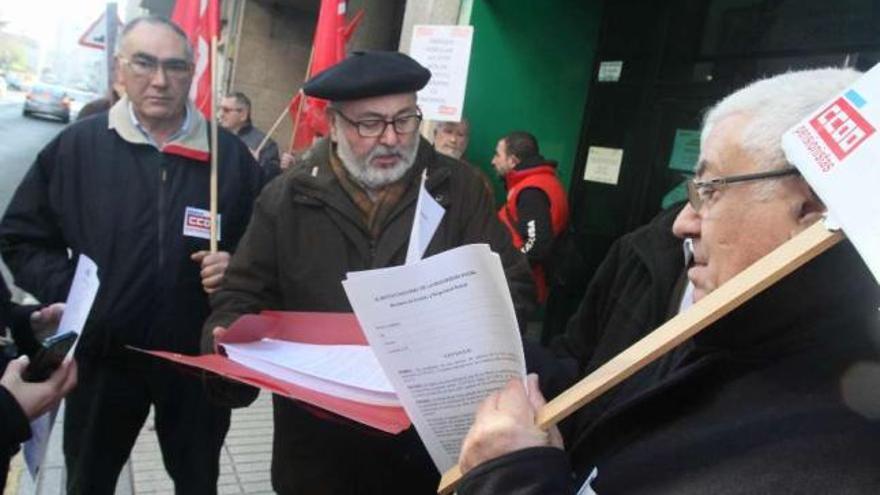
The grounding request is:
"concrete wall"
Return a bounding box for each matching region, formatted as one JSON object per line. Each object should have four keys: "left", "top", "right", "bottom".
{"left": 347, "top": 0, "right": 407, "bottom": 52}
{"left": 398, "top": 0, "right": 466, "bottom": 53}
{"left": 228, "top": 0, "right": 408, "bottom": 151}
{"left": 230, "top": 0, "right": 317, "bottom": 151}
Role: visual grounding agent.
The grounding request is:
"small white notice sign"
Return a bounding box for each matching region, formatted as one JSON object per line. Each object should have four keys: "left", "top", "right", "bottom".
{"left": 782, "top": 64, "right": 880, "bottom": 283}
{"left": 598, "top": 60, "right": 623, "bottom": 82}
{"left": 584, "top": 146, "right": 624, "bottom": 185}
{"left": 409, "top": 25, "right": 474, "bottom": 122}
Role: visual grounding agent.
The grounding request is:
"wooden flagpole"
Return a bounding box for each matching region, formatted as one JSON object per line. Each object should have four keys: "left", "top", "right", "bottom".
{"left": 437, "top": 221, "right": 843, "bottom": 494}
{"left": 254, "top": 103, "right": 292, "bottom": 156}
{"left": 209, "top": 34, "right": 219, "bottom": 253}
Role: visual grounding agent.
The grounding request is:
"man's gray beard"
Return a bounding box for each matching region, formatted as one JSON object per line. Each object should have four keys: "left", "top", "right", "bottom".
{"left": 336, "top": 133, "right": 419, "bottom": 190}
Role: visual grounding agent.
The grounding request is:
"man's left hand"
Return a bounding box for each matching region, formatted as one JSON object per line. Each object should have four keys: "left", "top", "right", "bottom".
{"left": 459, "top": 374, "right": 563, "bottom": 473}
{"left": 29, "top": 303, "right": 65, "bottom": 341}
{"left": 191, "top": 250, "right": 231, "bottom": 294}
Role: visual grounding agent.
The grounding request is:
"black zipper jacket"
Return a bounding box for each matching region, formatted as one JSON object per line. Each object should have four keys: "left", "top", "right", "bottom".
{"left": 0, "top": 98, "right": 262, "bottom": 359}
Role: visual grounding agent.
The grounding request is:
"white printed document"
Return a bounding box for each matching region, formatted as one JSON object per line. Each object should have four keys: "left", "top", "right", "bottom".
{"left": 342, "top": 244, "right": 525, "bottom": 472}
{"left": 25, "top": 254, "right": 100, "bottom": 477}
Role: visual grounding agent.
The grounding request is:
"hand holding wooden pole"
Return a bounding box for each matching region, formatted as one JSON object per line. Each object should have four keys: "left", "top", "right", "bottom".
{"left": 437, "top": 221, "right": 842, "bottom": 494}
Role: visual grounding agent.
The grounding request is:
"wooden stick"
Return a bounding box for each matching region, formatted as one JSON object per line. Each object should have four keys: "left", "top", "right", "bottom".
{"left": 209, "top": 34, "right": 219, "bottom": 253}
{"left": 437, "top": 221, "right": 842, "bottom": 494}
{"left": 254, "top": 103, "right": 291, "bottom": 156}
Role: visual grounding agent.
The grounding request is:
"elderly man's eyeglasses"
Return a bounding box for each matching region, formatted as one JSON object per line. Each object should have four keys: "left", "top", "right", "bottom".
{"left": 332, "top": 109, "right": 423, "bottom": 138}
{"left": 686, "top": 167, "right": 800, "bottom": 211}
{"left": 119, "top": 54, "right": 192, "bottom": 80}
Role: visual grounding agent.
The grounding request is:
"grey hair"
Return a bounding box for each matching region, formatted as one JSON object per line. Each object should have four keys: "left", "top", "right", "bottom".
{"left": 116, "top": 16, "right": 194, "bottom": 63}
{"left": 432, "top": 118, "right": 470, "bottom": 135}
{"left": 702, "top": 68, "right": 862, "bottom": 173}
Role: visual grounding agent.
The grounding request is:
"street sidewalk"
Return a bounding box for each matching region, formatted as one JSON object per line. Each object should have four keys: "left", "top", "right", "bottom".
{"left": 7, "top": 392, "right": 274, "bottom": 495}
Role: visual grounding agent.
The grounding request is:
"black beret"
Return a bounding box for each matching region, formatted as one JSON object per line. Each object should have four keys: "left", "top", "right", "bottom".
{"left": 303, "top": 50, "right": 431, "bottom": 101}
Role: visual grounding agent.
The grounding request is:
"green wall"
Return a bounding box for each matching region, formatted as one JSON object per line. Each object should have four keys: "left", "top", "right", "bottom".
{"left": 463, "top": 1, "right": 602, "bottom": 202}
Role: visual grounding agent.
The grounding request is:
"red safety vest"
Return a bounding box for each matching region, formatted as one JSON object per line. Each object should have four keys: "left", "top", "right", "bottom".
{"left": 498, "top": 165, "right": 569, "bottom": 303}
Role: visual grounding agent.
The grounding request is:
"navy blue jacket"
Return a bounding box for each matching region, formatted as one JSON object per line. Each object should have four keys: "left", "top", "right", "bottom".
{"left": 0, "top": 100, "right": 261, "bottom": 359}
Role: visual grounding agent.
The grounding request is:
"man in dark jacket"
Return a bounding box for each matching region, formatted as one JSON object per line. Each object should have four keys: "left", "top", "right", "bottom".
{"left": 219, "top": 91, "right": 281, "bottom": 184}
{"left": 0, "top": 17, "right": 261, "bottom": 494}
{"left": 457, "top": 68, "right": 880, "bottom": 493}
{"left": 494, "top": 132, "right": 569, "bottom": 303}
{"left": 202, "top": 51, "right": 534, "bottom": 494}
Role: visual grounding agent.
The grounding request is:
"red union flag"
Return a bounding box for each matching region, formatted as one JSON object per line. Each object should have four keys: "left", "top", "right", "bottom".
{"left": 172, "top": 0, "right": 220, "bottom": 118}
{"left": 289, "top": 0, "right": 363, "bottom": 151}
{"left": 810, "top": 97, "right": 876, "bottom": 161}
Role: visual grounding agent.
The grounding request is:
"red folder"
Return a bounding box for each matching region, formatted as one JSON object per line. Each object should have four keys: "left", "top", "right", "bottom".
{"left": 139, "top": 311, "right": 411, "bottom": 434}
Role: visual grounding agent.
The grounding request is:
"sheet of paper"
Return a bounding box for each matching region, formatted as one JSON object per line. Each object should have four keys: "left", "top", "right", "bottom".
{"left": 222, "top": 339, "right": 394, "bottom": 393}
{"left": 22, "top": 410, "right": 55, "bottom": 478}
{"left": 584, "top": 146, "right": 623, "bottom": 185}
{"left": 222, "top": 341, "right": 399, "bottom": 407}
{"left": 343, "top": 244, "right": 525, "bottom": 472}
{"left": 405, "top": 170, "right": 446, "bottom": 265}
{"left": 59, "top": 254, "right": 100, "bottom": 357}
{"left": 25, "top": 254, "right": 99, "bottom": 477}
{"left": 410, "top": 25, "right": 474, "bottom": 122}
{"left": 782, "top": 65, "right": 880, "bottom": 283}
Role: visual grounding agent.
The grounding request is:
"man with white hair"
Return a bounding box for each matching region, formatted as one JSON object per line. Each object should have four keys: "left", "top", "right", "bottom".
{"left": 433, "top": 118, "right": 470, "bottom": 160}
{"left": 0, "top": 16, "right": 261, "bottom": 494}
{"left": 455, "top": 68, "right": 880, "bottom": 494}
{"left": 202, "top": 50, "right": 534, "bottom": 494}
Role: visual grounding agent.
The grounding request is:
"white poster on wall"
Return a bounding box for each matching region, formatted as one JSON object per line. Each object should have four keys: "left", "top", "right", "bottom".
{"left": 584, "top": 146, "right": 624, "bottom": 185}
{"left": 409, "top": 25, "right": 474, "bottom": 122}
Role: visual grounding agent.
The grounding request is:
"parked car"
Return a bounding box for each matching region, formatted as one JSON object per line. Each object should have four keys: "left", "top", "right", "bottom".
{"left": 23, "top": 84, "right": 71, "bottom": 123}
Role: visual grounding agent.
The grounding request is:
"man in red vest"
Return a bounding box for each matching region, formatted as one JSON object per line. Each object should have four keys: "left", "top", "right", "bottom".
{"left": 493, "top": 131, "right": 569, "bottom": 303}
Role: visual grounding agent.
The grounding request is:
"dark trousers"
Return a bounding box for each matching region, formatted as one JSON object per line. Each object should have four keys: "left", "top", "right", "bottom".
{"left": 63, "top": 352, "right": 230, "bottom": 495}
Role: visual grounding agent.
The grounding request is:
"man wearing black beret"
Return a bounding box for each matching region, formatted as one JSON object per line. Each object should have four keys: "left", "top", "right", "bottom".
{"left": 202, "top": 51, "right": 535, "bottom": 494}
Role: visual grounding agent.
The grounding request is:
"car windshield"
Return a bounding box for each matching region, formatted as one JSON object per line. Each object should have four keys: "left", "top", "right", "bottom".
{"left": 33, "top": 85, "right": 67, "bottom": 97}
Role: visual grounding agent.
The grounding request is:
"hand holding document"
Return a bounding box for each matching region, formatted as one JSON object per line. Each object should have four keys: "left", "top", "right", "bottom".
{"left": 25, "top": 254, "right": 100, "bottom": 478}
{"left": 343, "top": 243, "right": 525, "bottom": 473}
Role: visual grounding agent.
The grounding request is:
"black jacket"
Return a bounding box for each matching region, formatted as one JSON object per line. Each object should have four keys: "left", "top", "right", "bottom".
{"left": 0, "top": 100, "right": 262, "bottom": 359}
{"left": 0, "top": 277, "right": 33, "bottom": 491}
{"left": 236, "top": 123, "right": 281, "bottom": 185}
{"left": 0, "top": 385, "right": 29, "bottom": 490}
{"left": 462, "top": 240, "right": 880, "bottom": 494}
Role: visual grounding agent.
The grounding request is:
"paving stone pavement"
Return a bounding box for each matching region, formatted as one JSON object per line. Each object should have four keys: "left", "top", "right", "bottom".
{"left": 11, "top": 392, "right": 274, "bottom": 494}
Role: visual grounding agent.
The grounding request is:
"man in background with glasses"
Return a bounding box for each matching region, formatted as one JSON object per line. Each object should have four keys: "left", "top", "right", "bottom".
{"left": 455, "top": 68, "right": 880, "bottom": 494}
{"left": 202, "top": 50, "right": 534, "bottom": 494}
{"left": 0, "top": 16, "right": 261, "bottom": 494}
{"left": 219, "top": 91, "right": 281, "bottom": 184}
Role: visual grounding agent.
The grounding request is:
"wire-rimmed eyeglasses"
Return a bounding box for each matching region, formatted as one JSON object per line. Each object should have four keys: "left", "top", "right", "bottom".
{"left": 686, "top": 167, "right": 801, "bottom": 211}
{"left": 119, "top": 54, "right": 193, "bottom": 80}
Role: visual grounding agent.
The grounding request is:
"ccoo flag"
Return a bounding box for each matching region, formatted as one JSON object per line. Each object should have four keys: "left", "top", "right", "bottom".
{"left": 171, "top": 0, "right": 220, "bottom": 118}
{"left": 288, "top": 0, "right": 363, "bottom": 151}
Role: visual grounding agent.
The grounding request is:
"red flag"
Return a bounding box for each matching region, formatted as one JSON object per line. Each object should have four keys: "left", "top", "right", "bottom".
{"left": 172, "top": 0, "right": 220, "bottom": 118}
{"left": 289, "top": 0, "right": 364, "bottom": 151}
